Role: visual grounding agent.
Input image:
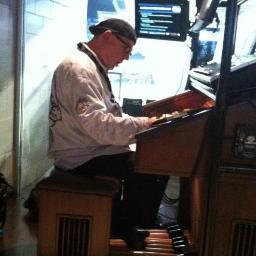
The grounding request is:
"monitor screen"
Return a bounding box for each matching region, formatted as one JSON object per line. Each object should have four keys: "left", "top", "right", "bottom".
{"left": 135, "top": 0, "right": 189, "bottom": 42}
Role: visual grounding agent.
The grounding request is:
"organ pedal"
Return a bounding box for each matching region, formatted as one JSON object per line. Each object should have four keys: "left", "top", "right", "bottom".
{"left": 109, "top": 224, "right": 196, "bottom": 256}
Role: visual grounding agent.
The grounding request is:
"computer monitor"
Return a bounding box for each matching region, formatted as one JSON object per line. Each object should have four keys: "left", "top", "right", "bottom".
{"left": 135, "top": 0, "right": 190, "bottom": 42}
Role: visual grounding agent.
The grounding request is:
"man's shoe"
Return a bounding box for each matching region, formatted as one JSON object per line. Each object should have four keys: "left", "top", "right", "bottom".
{"left": 126, "top": 227, "right": 150, "bottom": 250}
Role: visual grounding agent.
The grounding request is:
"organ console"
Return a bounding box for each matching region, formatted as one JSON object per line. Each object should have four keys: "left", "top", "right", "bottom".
{"left": 110, "top": 84, "right": 256, "bottom": 256}
{"left": 135, "top": 89, "right": 215, "bottom": 178}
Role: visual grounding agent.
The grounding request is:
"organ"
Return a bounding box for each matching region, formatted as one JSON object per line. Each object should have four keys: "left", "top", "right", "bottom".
{"left": 109, "top": 81, "right": 256, "bottom": 255}
{"left": 134, "top": 88, "right": 256, "bottom": 256}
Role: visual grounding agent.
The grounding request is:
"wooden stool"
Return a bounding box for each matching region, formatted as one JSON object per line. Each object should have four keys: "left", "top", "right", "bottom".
{"left": 37, "top": 170, "right": 119, "bottom": 256}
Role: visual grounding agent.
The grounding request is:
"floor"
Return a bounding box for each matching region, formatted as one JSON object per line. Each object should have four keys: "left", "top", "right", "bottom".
{"left": 0, "top": 189, "right": 37, "bottom": 256}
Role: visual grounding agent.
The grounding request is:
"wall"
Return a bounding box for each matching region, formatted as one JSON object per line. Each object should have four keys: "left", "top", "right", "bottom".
{"left": 20, "top": 0, "right": 87, "bottom": 190}
{"left": 0, "top": 0, "right": 16, "bottom": 185}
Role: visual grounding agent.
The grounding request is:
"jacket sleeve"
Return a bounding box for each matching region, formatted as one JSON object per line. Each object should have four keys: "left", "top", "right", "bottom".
{"left": 69, "top": 71, "right": 151, "bottom": 146}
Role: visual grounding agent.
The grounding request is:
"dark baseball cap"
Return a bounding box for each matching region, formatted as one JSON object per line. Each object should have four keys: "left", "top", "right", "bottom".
{"left": 89, "top": 18, "right": 137, "bottom": 43}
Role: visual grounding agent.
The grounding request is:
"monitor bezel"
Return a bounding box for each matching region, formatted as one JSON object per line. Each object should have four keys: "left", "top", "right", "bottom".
{"left": 135, "top": 0, "right": 190, "bottom": 42}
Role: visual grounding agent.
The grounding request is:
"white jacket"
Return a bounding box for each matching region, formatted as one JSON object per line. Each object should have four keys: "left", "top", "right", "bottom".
{"left": 48, "top": 43, "right": 150, "bottom": 170}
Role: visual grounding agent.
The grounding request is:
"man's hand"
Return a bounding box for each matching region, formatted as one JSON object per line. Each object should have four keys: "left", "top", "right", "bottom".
{"left": 148, "top": 116, "right": 157, "bottom": 126}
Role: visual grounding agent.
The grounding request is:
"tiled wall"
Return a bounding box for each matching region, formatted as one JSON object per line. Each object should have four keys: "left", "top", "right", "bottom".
{"left": 0, "top": 0, "right": 16, "bottom": 185}
{"left": 20, "top": 0, "right": 87, "bottom": 189}
{"left": 0, "top": 0, "right": 87, "bottom": 189}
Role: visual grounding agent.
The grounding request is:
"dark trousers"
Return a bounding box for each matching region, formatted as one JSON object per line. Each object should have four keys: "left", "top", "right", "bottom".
{"left": 67, "top": 152, "right": 169, "bottom": 237}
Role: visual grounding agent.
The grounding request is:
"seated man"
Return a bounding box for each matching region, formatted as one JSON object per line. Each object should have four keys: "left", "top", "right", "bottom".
{"left": 40, "top": 18, "right": 169, "bottom": 249}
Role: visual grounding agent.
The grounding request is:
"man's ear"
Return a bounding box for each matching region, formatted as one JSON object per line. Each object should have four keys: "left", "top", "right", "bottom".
{"left": 102, "top": 30, "right": 113, "bottom": 40}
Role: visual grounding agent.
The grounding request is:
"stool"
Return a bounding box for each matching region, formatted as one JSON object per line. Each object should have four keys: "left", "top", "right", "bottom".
{"left": 37, "top": 170, "right": 119, "bottom": 256}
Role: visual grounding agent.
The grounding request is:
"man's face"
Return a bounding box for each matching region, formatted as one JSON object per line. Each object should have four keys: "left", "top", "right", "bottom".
{"left": 103, "top": 31, "right": 135, "bottom": 70}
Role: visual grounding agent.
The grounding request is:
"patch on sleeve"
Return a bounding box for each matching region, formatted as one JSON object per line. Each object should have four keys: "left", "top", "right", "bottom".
{"left": 76, "top": 101, "right": 90, "bottom": 114}
{"left": 49, "top": 94, "right": 62, "bottom": 127}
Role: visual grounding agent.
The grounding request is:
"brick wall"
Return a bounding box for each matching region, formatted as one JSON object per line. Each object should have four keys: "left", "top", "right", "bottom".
{"left": 20, "top": 0, "right": 87, "bottom": 189}
{"left": 0, "top": 0, "right": 88, "bottom": 190}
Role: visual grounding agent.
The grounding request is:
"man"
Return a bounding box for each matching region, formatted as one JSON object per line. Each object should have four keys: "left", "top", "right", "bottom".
{"left": 48, "top": 18, "right": 169, "bottom": 249}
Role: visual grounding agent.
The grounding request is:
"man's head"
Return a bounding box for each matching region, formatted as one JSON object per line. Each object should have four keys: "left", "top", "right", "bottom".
{"left": 88, "top": 18, "right": 137, "bottom": 69}
{"left": 89, "top": 18, "right": 137, "bottom": 44}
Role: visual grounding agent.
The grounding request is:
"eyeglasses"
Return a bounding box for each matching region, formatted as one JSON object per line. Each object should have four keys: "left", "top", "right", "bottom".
{"left": 113, "top": 33, "right": 133, "bottom": 56}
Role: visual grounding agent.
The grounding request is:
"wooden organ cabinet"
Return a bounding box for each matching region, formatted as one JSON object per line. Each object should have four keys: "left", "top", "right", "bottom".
{"left": 210, "top": 99, "right": 256, "bottom": 255}
{"left": 134, "top": 88, "right": 256, "bottom": 256}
